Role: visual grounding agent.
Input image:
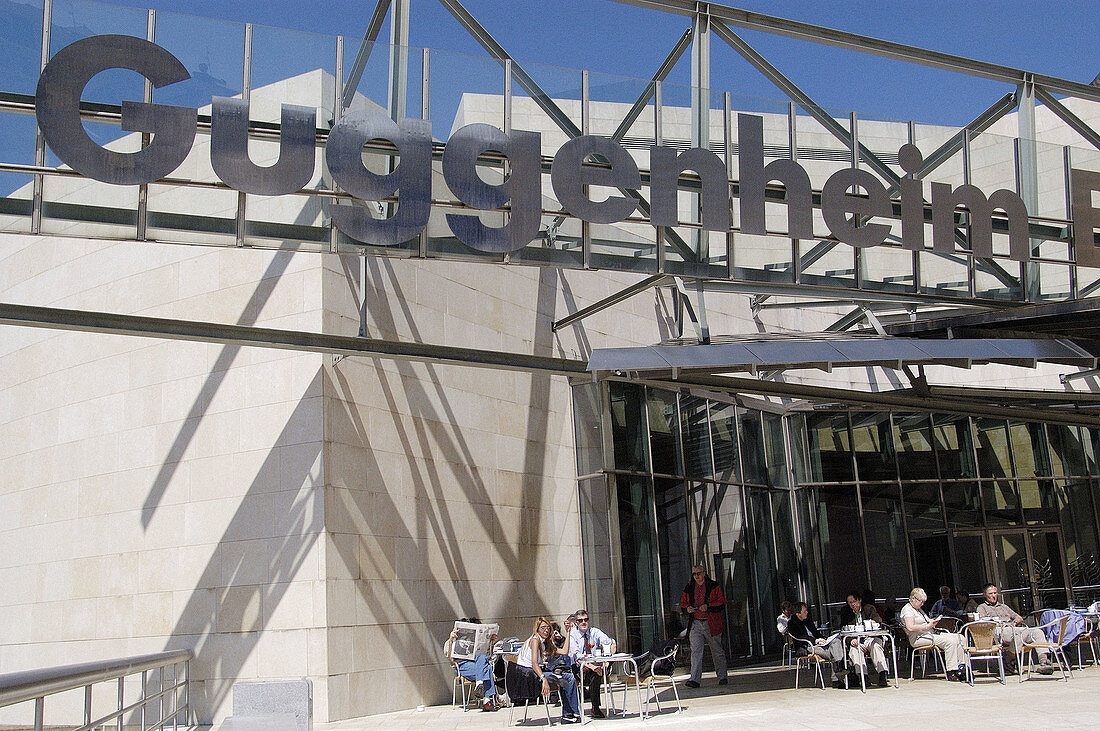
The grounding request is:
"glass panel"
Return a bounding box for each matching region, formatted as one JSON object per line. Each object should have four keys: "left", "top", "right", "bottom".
{"left": 933, "top": 414, "right": 976, "bottom": 479}
{"left": 1009, "top": 421, "right": 1043, "bottom": 479}
{"left": 796, "top": 487, "right": 826, "bottom": 611}
{"left": 708, "top": 401, "right": 740, "bottom": 483}
{"left": 681, "top": 394, "right": 712, "bottom": 478}
{"left": 712, "top": 483, "right": 752, "bottom": 659}
{"left": 952, "top": 533, "right": 988, "bottom": 599}
{"left": 609, "top": 381, "right": 646, "bottom": 471}
{"left": 655, "top": 478, "right": 691, "bottom": 637}
{"left": 762, "top": 413, "right": 788, "bottom": 488}
{"left": 991, "top": 531, "right": 1032, "bottom": 615}
{"left": 1048, "top": 425, "right": 1087, "bottom": 478}
{"left": 974, "top": 418, "right": 1012, "bottom": 479}
{"left": 861, "top": 481, "right": 910, "bottom": 603}
{"left": 982, "top": 480, "right": 1021, "bottom": 525}
{"left": 1058, "top": 479, "right": 1100, "bottom": 607}
{"left": 911, "top": 533, "right": 954, "bottom": 605}
{"left": 815, "top": 483, "right": 866, "bottom": 607}
{"left": 894, "top": 413, "right": 937, "bottom": 481}
{"left": 1030, "top": 530, "right": 1068, "bottom": 610}
{"left": 572, "top": 381, "right": 604, "bottom": 477}
{"left": 802, "top": 412, "right": 853, "bottom": 483}
{"left": 943, "top": 481, "right": 982, "bottom": 528}
{"left": 902, "top": 481, "right": 944, "bottom": 532}
{"left": 737, "top": 409, "right": 767, "bottom": 486}
{"left": 770, "top": 490, "right": 800, "bottom": 619}
{"left": 646, "top": 388, "right": 681, "bottom": 476}
{"left": 851, "top": 411, "right": 895, "bottom": 482}
{"left": 616, "top": 474, "right": 659, "bottom": 653}
{"left": 578, "top": 476, "right": 616, "bottom": 634}
{"left": 748, "top": 489, "right": 778, "bottom": 653}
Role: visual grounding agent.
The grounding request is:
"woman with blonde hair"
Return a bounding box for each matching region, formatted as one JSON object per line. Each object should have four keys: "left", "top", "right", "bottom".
{"left": 516, "top": 616, "right": 580, "bottom": 723}
{"left": 899, "top": 587, "right": 968, "bottom": 682}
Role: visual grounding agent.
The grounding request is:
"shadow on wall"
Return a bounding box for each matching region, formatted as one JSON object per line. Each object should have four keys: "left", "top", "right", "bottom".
{"left": 162, "top": 376, "right": 324, "bottom": 723}
{"left": 320, "top": 259, "right": 580, "bottom": 718}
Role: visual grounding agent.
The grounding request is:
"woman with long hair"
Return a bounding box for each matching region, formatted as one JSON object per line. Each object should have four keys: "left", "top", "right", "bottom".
{"left": 516, "top": 616, "right": 580, "bottom": 723}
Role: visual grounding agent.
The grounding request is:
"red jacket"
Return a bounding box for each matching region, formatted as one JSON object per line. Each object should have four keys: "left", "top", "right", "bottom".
{"left": 680, "top": 577, "right": 726, "bottom": 637}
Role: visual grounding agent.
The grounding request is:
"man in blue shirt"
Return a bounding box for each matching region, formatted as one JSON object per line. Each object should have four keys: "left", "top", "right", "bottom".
{"left": 567, "top": 609, "right": 616, "bottom": 719}
{"left": 930, "top": 585, "right": 962, "bottom": 618}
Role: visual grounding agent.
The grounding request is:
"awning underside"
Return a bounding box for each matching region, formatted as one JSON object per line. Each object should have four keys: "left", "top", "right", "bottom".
{"left": 586, "top": 336, "right": 1097, "bottom": 375}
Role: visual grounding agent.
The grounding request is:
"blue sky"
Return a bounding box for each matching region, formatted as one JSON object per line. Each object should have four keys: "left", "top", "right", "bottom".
{"left": 119, "top": 0, "right": 1099, "bottom": 126}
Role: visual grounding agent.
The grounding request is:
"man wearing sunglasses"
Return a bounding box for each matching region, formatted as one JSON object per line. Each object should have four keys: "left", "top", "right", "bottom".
{"left": 680, "top": 565, "right": 729, "bottom": 688}
{"left": 566, "top": 609, "right": 616, "bottom": 718}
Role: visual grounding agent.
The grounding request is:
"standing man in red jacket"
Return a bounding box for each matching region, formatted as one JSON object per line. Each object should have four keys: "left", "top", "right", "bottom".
{"left": 680, "top": 564, "right": 728, "bottom": 688}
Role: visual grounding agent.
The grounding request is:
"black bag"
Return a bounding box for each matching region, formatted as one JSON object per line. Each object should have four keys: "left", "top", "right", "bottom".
{"left": 635, "top": 638, "right": 679, "bottom": 679}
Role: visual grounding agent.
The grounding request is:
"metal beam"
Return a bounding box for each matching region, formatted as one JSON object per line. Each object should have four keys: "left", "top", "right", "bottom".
{"left": 695, "top": 276, "right": 1021, "bottom": 308}
{"left": 1034, "top": 86, "right": 1100, "bottom": 153}
{"left": 609, "top": 28, "right": 693, "bottom": 143}
{"left": 712, "top": 20, "right": 900, "bottom": 187}
{"left": 551, "top": 274, "right": 668, "bottom": 331}
{"left": 0, "top": 303, "right": 588, "bottom": 376}
{"left": 650, "top": 372, "right": 1100, "bottom": 428}
{"left": 339, "top": 0, "right": 392, "bottom": 111}
{"left": 608, "top": 0, "right": 1100, "bottom": 103}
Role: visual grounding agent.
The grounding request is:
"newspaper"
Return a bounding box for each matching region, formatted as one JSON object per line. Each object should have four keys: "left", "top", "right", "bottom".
{"left": 451, "top": 621, "right": 499, "bottom": 661}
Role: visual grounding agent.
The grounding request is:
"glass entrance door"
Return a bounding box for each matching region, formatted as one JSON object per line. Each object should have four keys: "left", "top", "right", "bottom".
{"left": 1028, "top": 529, "right": 1071, "bottom": 610}
{"left": 990, "top": 530, "right": 1032, "bottom": 615}
{"left": 987, "top": 528, "right": 1071, "bottom": 614}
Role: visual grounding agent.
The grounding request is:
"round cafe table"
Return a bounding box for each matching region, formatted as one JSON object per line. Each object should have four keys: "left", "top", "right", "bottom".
{"left": 577, "top": 652, "right": 643, "bottom": 722}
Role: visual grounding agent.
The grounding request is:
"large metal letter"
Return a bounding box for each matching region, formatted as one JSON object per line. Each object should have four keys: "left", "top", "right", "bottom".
{"left": 821, "top": 168, "right": 892, "bottom": 248}
{"left": 931, "top": 183, "right": 1029, "bottom": 261}
{"left": 35, "top": 35, "right": 196, "bottom": 185}
{"left": 1071, "top": 167, "right": 1100, "bottom": 268}
{"left": 210, "top": 97, "right": 316, "bottom": 195}
{"left": 737, "top": 113, "right": 813, "bottom": 239}
{"left": 649, "top": 145, "right": 729, "bottom": 232}
{"left": 551, "top": 136, "right": 639, "bottom": 224}
{"left": 442, "top": 123, "right": 541, "bottom": 253}
{"left": 325, "top": 109, "right": 431, "bottom": 246}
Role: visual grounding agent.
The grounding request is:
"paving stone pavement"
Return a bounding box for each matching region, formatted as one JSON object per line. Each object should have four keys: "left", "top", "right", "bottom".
{"left": 312, "top": 661, "right": 1100, "bottom": 730}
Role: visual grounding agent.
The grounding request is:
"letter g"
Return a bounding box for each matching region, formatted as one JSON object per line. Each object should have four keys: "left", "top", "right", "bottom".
{"left": 36, "top": 35, "right": 196, "bottom": 185}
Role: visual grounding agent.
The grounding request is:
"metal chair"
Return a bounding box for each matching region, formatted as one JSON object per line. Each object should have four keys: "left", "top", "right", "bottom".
{"left": 791, "top": 638, "right": 830, "bottom": 690}
{"left": 908, "top": 643, "right": 944, "bottom": 680}
{"left": 1019, "top": 614, "right": 1073, "bottom": 682}
{"left": 781, "top": 632, "right": 795, "bottom": 669}
{"left": 961, "top": 621, "right": 1005, "bottom": 686}
{"left": 618, "top": 642, "right": 682, "bottom": 718}
{"left": 451, "top": 661, "right": 480, "bottom": 711}
{"left": 1068, "top": 615, "right": 1098, "bottom": 667}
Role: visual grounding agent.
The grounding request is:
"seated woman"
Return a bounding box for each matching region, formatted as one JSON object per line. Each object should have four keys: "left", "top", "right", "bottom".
{"left": 899, "top": 588, "right": 968, "bottom": 682}
{"left": 444, "top": 617, "right": 501, "bottom": 711}
{"left": 516, "top": 616, "right": 580, "bottom": 724}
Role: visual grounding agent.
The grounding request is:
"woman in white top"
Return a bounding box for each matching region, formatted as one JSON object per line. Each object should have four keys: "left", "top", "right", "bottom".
{"left": 900, "top": 587, "right": 968, "bottom": 681}
{"left": 517, "top": 617, "right": 580, "bottom": 723}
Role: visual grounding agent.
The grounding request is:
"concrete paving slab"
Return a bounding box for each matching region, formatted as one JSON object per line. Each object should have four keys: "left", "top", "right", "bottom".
{"left": 314, "top": 662, "right": 1100, "bottom": 730}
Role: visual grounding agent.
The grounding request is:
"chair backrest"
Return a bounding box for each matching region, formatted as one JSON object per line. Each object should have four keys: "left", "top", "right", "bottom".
{"left": 503, "top": 659, "right": 541, "bottom": 704}
{"left": 938, "top": 617, "right": 960, "bottom": 633}
{"left": 1054, "top": 614, "right": 1070, "bottom": 644}
{"left": 649, "top": 641, "right": 679, "bottom": 678}
{"left": 964, "top": 621, "right": 999, "bottom": 651}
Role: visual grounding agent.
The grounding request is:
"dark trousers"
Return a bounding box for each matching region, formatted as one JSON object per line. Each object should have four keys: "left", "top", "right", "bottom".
{"left": 576, "top": 666, "right": 603, "bottom": 709}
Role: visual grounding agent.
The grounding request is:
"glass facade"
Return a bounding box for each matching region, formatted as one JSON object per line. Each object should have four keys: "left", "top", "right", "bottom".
{"left": 575, "top": 379, "right": 1100, "bottom": 658}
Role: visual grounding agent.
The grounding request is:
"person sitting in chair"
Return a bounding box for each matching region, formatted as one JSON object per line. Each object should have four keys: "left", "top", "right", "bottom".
{"left": 444, "top": 617, "right": 502, "bottom": 711}
{"left": 899, "top": 587, "right": 968, "bottom": 682}
{"left": 838, "top": 590, "right": 891, "bottom": 687}
{"left": 787, "top": 602, "right": 848, "bottom": 688}
{"left": 975, "top": 583, "right": 1055, "bottom": 675}
{"left": 567, "top": 609, "right": 616, "bottom": 718}
{"left": 516, "top": 617, "right": 580, "bottom": 724}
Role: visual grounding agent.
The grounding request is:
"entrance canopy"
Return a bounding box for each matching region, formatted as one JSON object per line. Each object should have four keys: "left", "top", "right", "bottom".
{"left": 587, "top": 334, "right": 1098, "bottom": 377}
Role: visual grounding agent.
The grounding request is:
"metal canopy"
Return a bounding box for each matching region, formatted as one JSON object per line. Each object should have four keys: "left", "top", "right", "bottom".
{"left": 587, "top": 335, "right": 1097, "bottom": 375}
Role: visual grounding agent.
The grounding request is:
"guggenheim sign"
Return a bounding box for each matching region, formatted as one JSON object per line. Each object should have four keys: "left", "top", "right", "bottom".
{"left": 34, "top": 35, "right": 1100, "bottom": 264}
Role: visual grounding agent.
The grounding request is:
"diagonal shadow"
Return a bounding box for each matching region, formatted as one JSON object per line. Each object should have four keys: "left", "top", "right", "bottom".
{"left": 162, "top": 377, "right": 324, "bottom": 722}
{"left": 320, "top": 257, "right": 574, "bottom": 716}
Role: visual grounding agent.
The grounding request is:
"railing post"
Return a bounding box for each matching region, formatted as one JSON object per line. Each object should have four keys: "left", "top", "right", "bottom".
{"left": 140, "top": 670, "right": 147, "bottom": 731}
{"left": 117, "top": 676, "right": 124, "bottom": 731}
{"left": 84, "top": 685, "right": 91, "bottom": 726}
{"left": 33, "top": 697, "right": 43, "bottom": 731}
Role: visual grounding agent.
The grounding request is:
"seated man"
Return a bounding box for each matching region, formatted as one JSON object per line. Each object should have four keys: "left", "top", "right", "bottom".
{"left": 957, "top": 589, "right": 978, "bottom": 614}
{"left": 443, "top": 617, "right": 502, "bottom": 711}
{"left": 786, "top": 602, "right": 848, "bottom": 688}
{"left": 975, "top": 583, "right": 1054, "bottom": 675}
{"left": 930, "top": 585, "right": 963, "bottom": 618}
{"left": 838, "top": 590, "right": 891, "bottom": 687}
{"left": 899, "top": 587, "right": 968, "bottom": 681}
{"left": 776, "top": 600, "right": 793, "bottom": 636}
{"left": 567, "top": 609, "right": 616, "bottom": 719}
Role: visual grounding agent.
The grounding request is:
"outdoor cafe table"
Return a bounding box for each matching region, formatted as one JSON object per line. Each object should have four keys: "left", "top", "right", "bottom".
{"left": 838, "top": 628, "right": 900, "bottom": 692}
{"left": 578, "top": 652, "right": 643, "bottom": 723}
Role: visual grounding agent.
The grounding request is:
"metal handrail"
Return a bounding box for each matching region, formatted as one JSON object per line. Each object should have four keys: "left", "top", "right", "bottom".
{"left": 0, "top": 650, "right": 192, "bottom": 731}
